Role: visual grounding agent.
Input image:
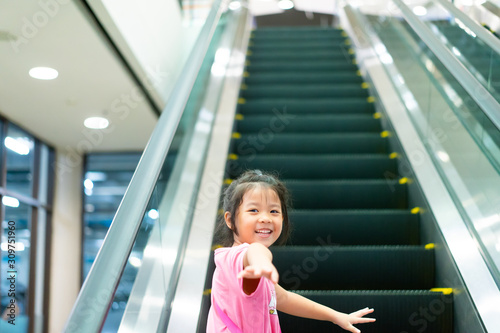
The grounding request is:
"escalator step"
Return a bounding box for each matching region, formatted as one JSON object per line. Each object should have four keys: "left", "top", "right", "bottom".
{"left": 232, "top": 133, "right": 389, "bottom": 155}
{"left": 279, "top": 290, "right": 453, "bottom": 333}
{"left": 287, "top": 209, "right": 420, "bottom": 245}
{"left": 227, "top": 154, "right": 397, "bottom": 179}
{"left": 237, "top": 98, "right": 374, "bottom": 114}
{"left": 249, "top": 42, "right": 347, "bottom": 51}
{"left": 247, "top": 61, "right": 358, "bottom": 72}
{"left": 247, "top": 51, "right": 353, "bottom": 61}
{"left": 243, "top": 72, "right": 363, "bottom": 85}
{"left": 251, "top": 27, "right": 345, "bottom": 37}
{"left": 271, "top": 246, "right": 435, "bottom": 290}
{"left": 241, "top": 84, "right": 369, "bottom": 99}
{"left": 251, "top": 34, "right": 347, "bottom": 41}
{"left": 284, "top": 179, "right": 407, "bottom": 209}
{"left": 236, "top": 114, "right": 381, "bottom": 133}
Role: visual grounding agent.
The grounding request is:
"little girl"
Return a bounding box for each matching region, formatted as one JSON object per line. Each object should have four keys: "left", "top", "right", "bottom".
{"left": 207, "top": 170, "right": 375, "bottom": 333}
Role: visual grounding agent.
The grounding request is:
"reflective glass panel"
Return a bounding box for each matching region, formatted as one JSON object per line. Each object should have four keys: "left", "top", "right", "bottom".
{"left": 367, "top": 12, "right": 500, "bottom": 286}
{"left": 5, "top": 124, "right": 35, "bottom": 198}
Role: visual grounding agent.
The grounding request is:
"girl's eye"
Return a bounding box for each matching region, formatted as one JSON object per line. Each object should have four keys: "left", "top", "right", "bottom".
{"left": 248, "top": 209, "right": 258, "bottom": 212}
{"left": 271, "top": 210, "right": 280, "bottom": 214}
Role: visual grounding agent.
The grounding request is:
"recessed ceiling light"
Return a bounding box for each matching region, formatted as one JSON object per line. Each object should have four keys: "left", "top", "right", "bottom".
{"left": 413, "top": 6, "right": 427, "bottom": 16}
{"left": 278, "top": 0, "right": 294, "bottom": 10}
{"left": 29, "top": 67, "right": 58, "bottom": 80}
{"left": 84, "top": 117, "right": 109, "bottom": 129}
{"left": 228, "top": 1, "right": 241, "bottom": 10}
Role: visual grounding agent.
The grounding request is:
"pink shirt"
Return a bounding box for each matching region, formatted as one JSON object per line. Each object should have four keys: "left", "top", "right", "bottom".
{"left": 206, "top": 243, "right": 281, "bottom": 333}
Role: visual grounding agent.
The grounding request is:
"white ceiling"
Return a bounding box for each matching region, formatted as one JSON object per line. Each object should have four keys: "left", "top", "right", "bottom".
{"left": 0, "top": 0, "right": 157, "bottom": 153}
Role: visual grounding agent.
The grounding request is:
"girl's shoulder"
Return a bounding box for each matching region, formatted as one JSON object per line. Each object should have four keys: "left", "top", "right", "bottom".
{"left": 215, "top": 243, "right": 249, "bottom": 255}
{"left": 214, "top": 243, "right": 250, "bottom": 265}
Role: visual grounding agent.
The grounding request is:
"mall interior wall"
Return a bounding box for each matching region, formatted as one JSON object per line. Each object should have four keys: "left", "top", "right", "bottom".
{"left": 48, "top": 152, "right": 82, "bottom": 333}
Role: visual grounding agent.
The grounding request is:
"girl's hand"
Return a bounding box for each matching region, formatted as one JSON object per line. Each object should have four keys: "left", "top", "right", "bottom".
{"left": 335, "top": 307, "right": 375, "bottom": 333}
{"left": 237, "top": 264, "right": 279, "bottom": 284}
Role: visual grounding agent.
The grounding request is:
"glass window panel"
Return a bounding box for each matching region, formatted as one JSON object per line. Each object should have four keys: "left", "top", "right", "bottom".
{"left": 82, "top": 153, "right": 142, "bottom": 280}
{"left": 5, "top": 124, "right": 35, "bottom": 198}
{"left": 1, "top": 200, "right": 31, "bottom": 332}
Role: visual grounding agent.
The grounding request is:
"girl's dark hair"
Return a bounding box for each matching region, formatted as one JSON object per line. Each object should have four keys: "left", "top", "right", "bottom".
{"left": 214, "top": 170, "right": 291, "bottom": 247}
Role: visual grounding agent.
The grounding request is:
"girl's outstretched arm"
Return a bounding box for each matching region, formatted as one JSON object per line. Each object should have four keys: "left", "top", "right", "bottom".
{"left": 275, "top": 285, "right": 375, "bottom": 333}
{"left": 237, "top": 243, "right": 279, "bottom": 294}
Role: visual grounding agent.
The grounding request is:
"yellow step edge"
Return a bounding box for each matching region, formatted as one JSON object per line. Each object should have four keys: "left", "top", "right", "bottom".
{"left": 411, "top": 207, "right": 420, "bottom": 214}
{"left": 248, "top": 42, "right": 254, "bottom": 47}
{"left": 356, "top": 70, "right": 362, "bottom": 76}
{"left": 341, "top": 31, "right": 348, "bottom": 37}
{"left": 367, "top": 96, "right": 375, "bottom": 103}
{"left": 348, "top": 48, "right": 355, "bottom": 55}
{"left": 231, "top": 132, "right": 241, "bottom": 139}
{"left": 430, "top": 288, "right": 453, "bottom": 295}
{"left": 243, "top": 71, "right": 250, "bottom": 78}
{"left": 425, "top": 243, "right": 435, "bottom": 250}
{"left": 389, "top": 152, "right": 399, "bottom": 159}
{"left": 399, "top": 177, "right": 408, "bottom": 184}
{"left": 203, "top": 289, "right": 212, "bottom": 295}
{"left": 373, "top": 112, "right": 382, "bottom": 119}
{"left": 238, "top": 98, "right": 246, "bottom": 104}
{"left": 228, "top": 154, "right": 238, "bottom": 160}
{"left": 380, "top": 130, "right": 391, "bottom": 138}
{"left": 224, "top": 178, "right": 233, "bottom": 185}
{"left": 246, "top": 50, "right": 253, "bottom": 56}
{"left": 352, "top": 59, "right": 357, "bottom": 65}
{"left": 361, "top": 82, "right": 370, "bottom": 89}
{"left": 235, "top": 113, "right": 244, "bottom": 120}
{"left": 241, "top": 84, "right": 248, "bottom": 90}
{"left": 344, "top": 39, "right": 352, "bottom": 45}
{"left": 245, "top": 60, "right": 251, "bottom": 66}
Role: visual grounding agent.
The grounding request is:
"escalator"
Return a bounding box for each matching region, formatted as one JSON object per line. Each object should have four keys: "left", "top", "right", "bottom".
{"left": 201, "top": 26, "right": 453, "bottom": 333}
{"left": 65, "top": 2, "right": 500, "bottom": 332}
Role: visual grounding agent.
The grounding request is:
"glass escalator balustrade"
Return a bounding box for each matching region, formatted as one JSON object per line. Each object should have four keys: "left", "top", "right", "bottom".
{"left": 366, "top": 2, "right": 500, "bottom": 293}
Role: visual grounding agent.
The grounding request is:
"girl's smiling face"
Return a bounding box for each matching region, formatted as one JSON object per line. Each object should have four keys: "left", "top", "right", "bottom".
{"left": 226, "top": 185, "right": 283, "bottom": 247}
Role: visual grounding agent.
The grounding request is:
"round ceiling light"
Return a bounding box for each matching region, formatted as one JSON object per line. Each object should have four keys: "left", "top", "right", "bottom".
{"left": 84, "top": 117, "right": 109, "bottom": 129}
{"left": 228, "top": 1, "right": 241, "bottom": 10}
{"left": 413, "top": 6, "right": 427, "bottom": 16}
{"left": 278, "top": 0, "right": 294, "bottom": 10}
{"left": 29, "top": 67, "right": 58, "bottom": 80}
